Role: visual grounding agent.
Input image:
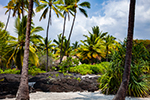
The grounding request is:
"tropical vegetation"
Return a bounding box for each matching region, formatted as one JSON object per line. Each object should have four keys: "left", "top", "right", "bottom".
{"left": 0, "top": 0, "right": 150, "bottom": 99}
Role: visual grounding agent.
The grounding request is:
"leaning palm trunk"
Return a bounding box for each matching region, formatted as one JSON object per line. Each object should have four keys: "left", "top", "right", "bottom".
{"left": 16, "top": 0, "right": 33, "bottom": 99}
{"left": 46, "top": 8, "right": 51, "bottom": 72}
{"left": 4, "top": 10, "right": 11, "bottom": 31}
{"left": 63, "top": 12, "right": 76, "bottom": 59}
{"left": 112, "top": 0, "right": 136, "bottom": 100}
{"left": 60, "top": 13, "right": 67, "bottom": 63}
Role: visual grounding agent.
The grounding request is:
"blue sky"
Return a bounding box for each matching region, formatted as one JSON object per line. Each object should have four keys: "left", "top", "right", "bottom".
{"left": 0, "top": 0, "right": 150, "bottom": 43}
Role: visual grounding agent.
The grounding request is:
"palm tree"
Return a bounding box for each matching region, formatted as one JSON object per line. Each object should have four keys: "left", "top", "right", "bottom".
{"left": 0, "top": 21, "right": 16, "bottom": 70}
{"left": 59, "top": 0, "right": 75, "bottom": 63}
{"left": 112, "top": 0, "right": 136, "bottom": 100}
{"left": 36, "top": 0, "right": 63, "bottom": 71}
{"left": 7, "top": 16, "right": 43, "bottom": 71}
{"left": 78, "top": 32, "right": 105, "bottom": 64}
{"left": 104, "top": 35, "right": 116, "bottom": 61}
{"left": 16, "top": 0, "right": 33, "bottom": 99}
{"left": 37, "top": 38, "right": 56, "bottom": 71}
{"left": 64, "top": 0, "right": 90, "bottom": 60}
{"left": 4, "top": 0, "right": 14, "bottom": 31}
{"left": 53, "top": 33, "right": 72, "bottom": 59}
{"left": 11, "top": 0, "right": 29, "bottom": 18}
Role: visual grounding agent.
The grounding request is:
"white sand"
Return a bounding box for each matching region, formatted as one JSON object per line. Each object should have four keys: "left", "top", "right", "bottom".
{"left": 2, "top": 91, "right": 150, "bottom": 100}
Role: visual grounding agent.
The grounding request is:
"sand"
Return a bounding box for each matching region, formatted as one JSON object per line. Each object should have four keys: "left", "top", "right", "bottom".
{"left": 2, "top": 91, "right": 150, "bottom": 100}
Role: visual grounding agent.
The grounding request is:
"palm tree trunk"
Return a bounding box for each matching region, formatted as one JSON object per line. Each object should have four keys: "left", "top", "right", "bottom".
{"left": 112, "top": 0, "right": 136, "bottom": 100}
{"left": 4, "top": 10, "right": 11, "bottom": 31}
{"left": 16, "top": 0, "right": 33, "bottom": 99}
{"left": 60, "top": 13, "right": 67, "bottom": 63}
{"left": 46, "top": 8, "right": 51, "bottom": 72}
{"left": 21, "top": 0, "right": 24, "bottom": 18}
{"left": 63, "top": 12, "right": 76, "bottom": 58}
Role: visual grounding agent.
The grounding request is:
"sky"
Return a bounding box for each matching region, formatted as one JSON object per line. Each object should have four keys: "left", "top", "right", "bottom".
{"left": 0, "top": 0, "right": 150, "bottom": 44}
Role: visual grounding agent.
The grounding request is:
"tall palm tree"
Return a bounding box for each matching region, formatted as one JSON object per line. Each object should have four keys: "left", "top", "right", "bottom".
{"left": 104, "top": 35, "right": 116, "bottom": 61}
{"left": 67, "top": 0, "right": 90, "bottom": 43}
{"left": 113, "top": 0, "right": 136, "bottom": 100}
{"left": 16, "top": 0, "right": 33, "bottom": 99}
{"left": 63, "top": 0, "right": 90, "bottom": 61}
{"left": 7, "top": 16, "right": 43, "bottom": 71}
{"left": 36, "top": 0, "right": 63, "bottom": 71}
{"left": 4, "top": 0, "right": 14, "bottom": 31}
{"left": 59, "top": 0, "right": 74, "bottom": 63}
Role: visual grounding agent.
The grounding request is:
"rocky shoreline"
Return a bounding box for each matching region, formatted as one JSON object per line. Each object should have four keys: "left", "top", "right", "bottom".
{"left": 0, "top": 72, "right": 100, "bottom": 99}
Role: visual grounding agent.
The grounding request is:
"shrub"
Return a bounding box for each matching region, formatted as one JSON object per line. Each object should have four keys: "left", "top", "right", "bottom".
{"left": 69, "top": 62, "right": 110, "bottom": 75}
{"left": 28, "top": 66, "right": 46, "bottom": 76}
{"left": 58, "top": 57, "right": 80, "bottom": 73}
{"left": 0, "top": 68, "right": 20, "bottom": 74}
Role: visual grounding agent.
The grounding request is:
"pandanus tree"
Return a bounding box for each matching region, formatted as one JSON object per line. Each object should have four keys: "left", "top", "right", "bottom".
{"left": 7, "top": 16, "right": 43, "bottom": 71}
{"left": 63, "top": 0, "right": 90, "bottom": 62}
{"left": 113, "top": 0, "right": 136, "bottom": 99}
{"left": 36, "top": 0, "right": 63, "bottom": 71}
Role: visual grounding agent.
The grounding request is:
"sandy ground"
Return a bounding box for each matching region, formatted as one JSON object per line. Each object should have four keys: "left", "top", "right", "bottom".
{"left": 2, "top": 91, "right": 150, "bottom": 100}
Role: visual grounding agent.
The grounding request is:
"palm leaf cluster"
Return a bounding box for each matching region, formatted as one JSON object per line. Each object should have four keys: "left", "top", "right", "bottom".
{"left": 4, "top": 16, "right": 43, "bottom": 70}
{"left": 77, "top": 26, "right": 116, "bottom": 64}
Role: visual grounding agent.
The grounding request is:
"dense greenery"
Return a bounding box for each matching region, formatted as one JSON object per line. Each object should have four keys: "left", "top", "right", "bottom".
{"left": 98, "top": 40, "right": 150, "bottom": 97}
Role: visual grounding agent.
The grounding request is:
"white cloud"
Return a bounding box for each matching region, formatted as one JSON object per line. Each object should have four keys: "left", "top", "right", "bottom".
{"left": 0, "top": 0, "right": 150, "bottom": 44}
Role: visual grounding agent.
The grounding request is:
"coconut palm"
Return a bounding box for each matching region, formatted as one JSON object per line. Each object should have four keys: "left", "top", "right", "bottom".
{"left": 36, "top": 0, "right": 63, "bottom": 71}
{"left": 16, "top": 0, "right": 33, "bottom": 99}
{"left": 0, "top": 21, "right": 16, "bottom": 69}
{"left": 58, "top": 0, "right": 75, "bottom": 63}
{"left": 113, "top": 0, "right": 136, "bottom": 99}
{"left": 78, "top": 35, "right": 105, "bottom": 64}
{"left": 53, "top": 33, "right": 72, "bottom": 59}
{"left": 37, "top": 38, "right": 56, "bottom": 71}
{"left": 4, "top": 0, "right": 14, "bottom": 31}
{"left": 7, "top": 16, "right": 43, "bottom": 71}
{"left": 64, "top": 0, "right": 90, "bottom": 54}
{"left": 104, "top": 35, "right": 116, "bottom": 61}
{"left": 11, "top": 0, "right": 29, "bottom": 18}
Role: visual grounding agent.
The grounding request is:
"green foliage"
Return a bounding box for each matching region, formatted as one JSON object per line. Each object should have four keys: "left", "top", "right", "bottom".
{"left": 0, "top": 68, "right": 20, "bottom": 74}
{"left": 98, "top": 40, "right": 150, "bottom": 97}
{"left": 58, "top": 57, "right": 80, "bottom": 73}
{"left": 28, "top": 66, "right": 46, "bottom": 76}
{"left": 77, "top": 77, "right": 81, "bottom": 82}
{"left": 128, "top": 60, "right": 150, "bottom": 97}
{"left": 69, "top": 62, "right": 110, "bottom": 75}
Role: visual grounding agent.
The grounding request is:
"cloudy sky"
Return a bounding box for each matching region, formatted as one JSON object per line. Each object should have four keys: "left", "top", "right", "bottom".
{"left": 0, "top": 0, "right": 150, "bottom": 43}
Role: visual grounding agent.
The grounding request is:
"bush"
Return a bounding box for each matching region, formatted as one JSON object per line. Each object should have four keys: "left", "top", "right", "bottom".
{"left": 58, "top": 57, "right": 80, "bottom": 73}
{"left": 69, "top": 62, "right": 110, "bottom": 75}
{"left": 0, "top": 68, "right": 20, "bottom": 74}
{"left": 28, "top": 66, "right": 46, "bottom": 76}
{"left": 0, "top": 66, "right": 46, "bottom": 76}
